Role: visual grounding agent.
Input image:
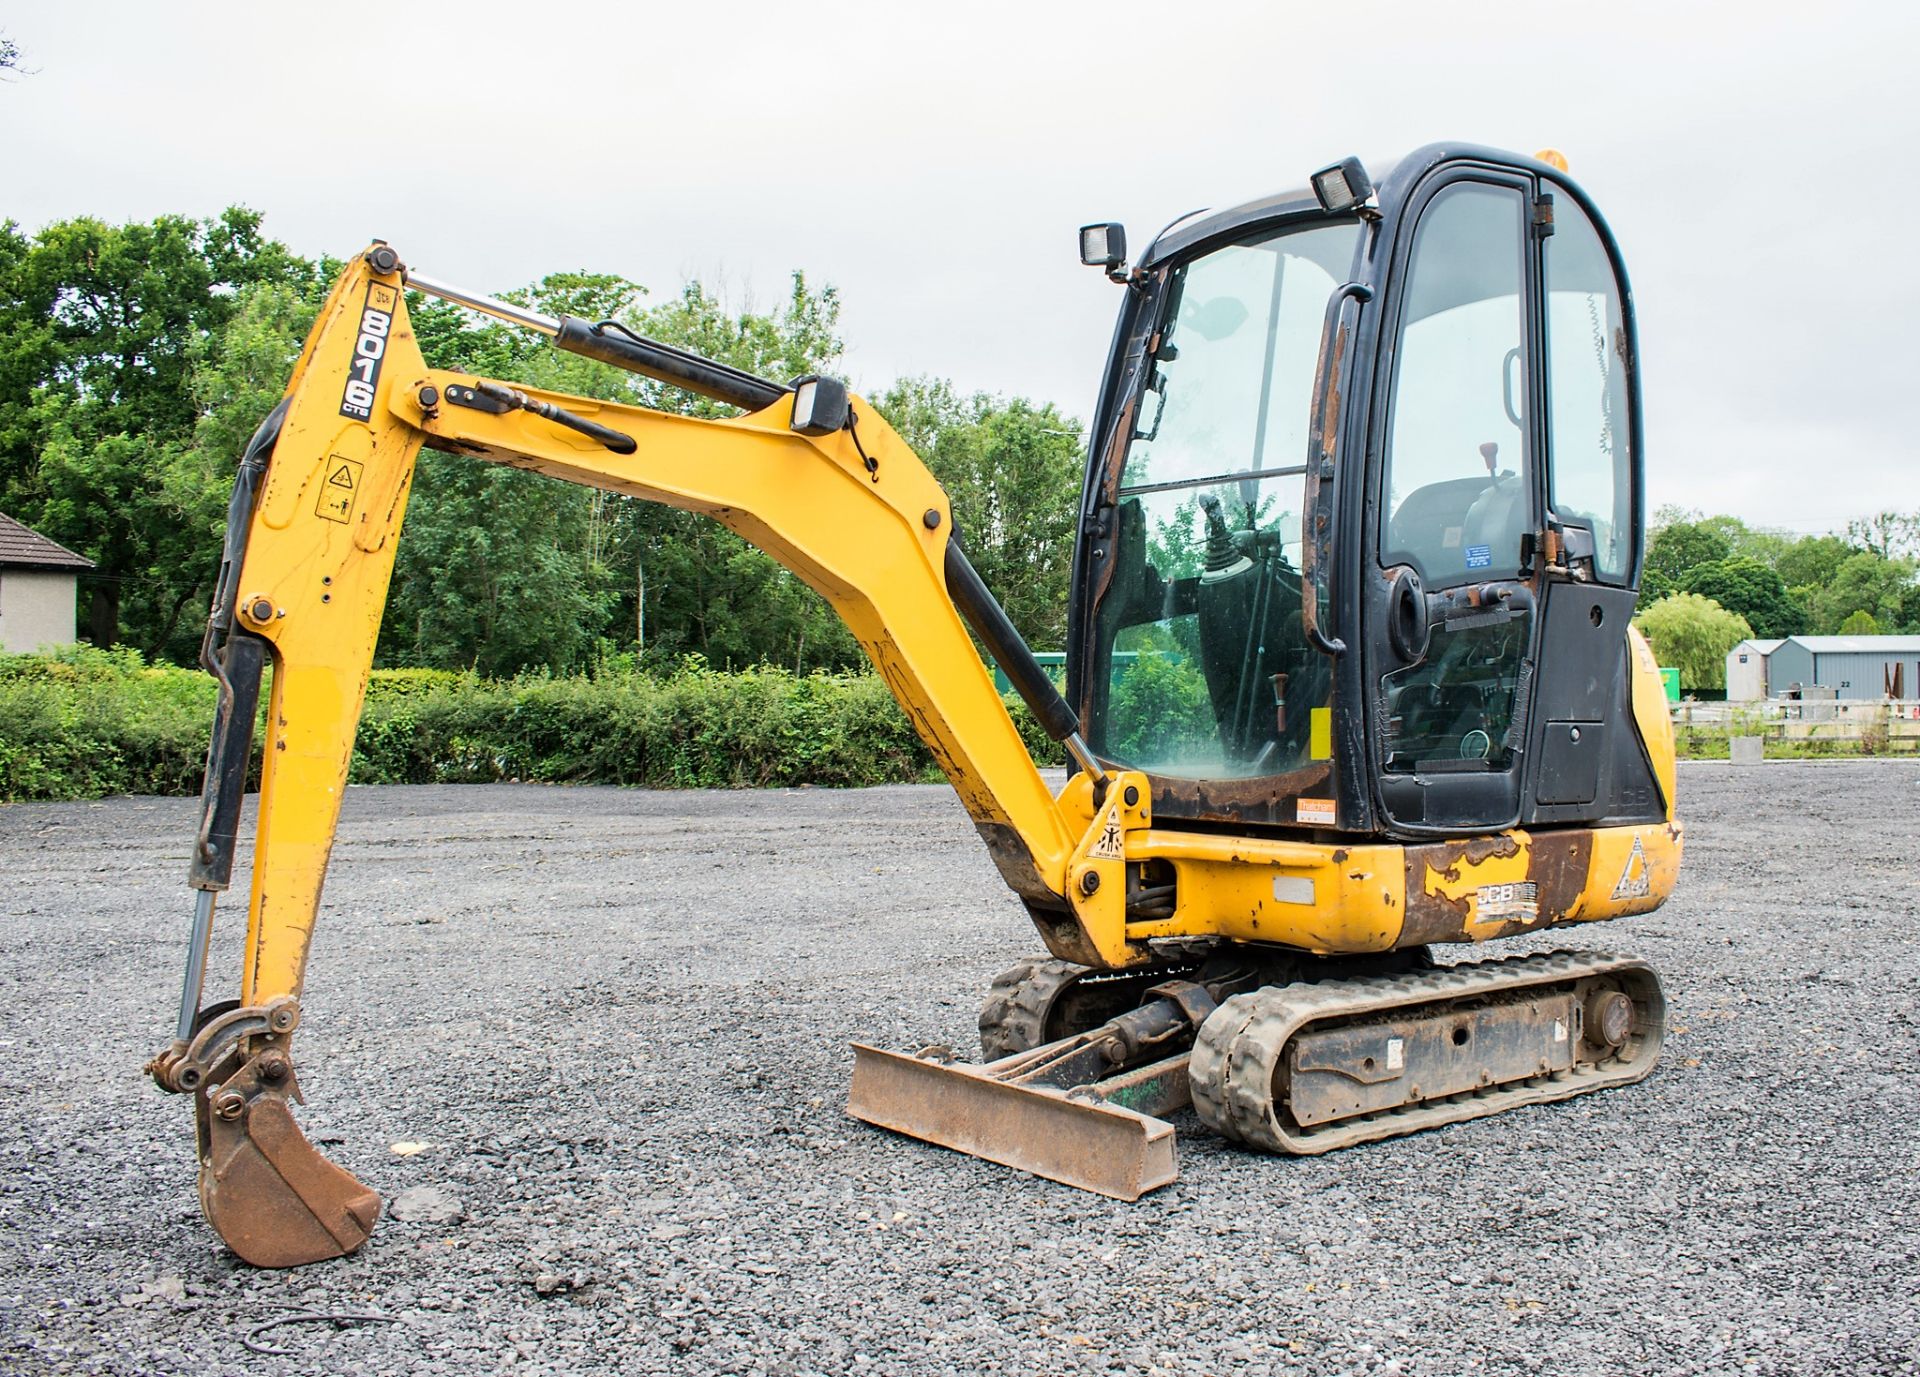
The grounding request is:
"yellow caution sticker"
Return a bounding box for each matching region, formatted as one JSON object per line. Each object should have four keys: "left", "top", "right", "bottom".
{"left": 316, "top": 455, "right": 363, "bottom": 524}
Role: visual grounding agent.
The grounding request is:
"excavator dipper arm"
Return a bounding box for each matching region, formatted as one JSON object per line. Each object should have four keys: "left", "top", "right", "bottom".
{"left": 145, "top": 245, "right": 1146, "bottom": 1266}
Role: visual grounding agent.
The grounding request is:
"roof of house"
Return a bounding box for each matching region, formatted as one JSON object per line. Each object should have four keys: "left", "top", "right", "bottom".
{"left": 1785, "top": 635, "right": 1920, "bottom": 654}
{"left": 1730, "top": 639, "right": 1785, "bottom": 656}
{"left": 0, "top": 513, "right": 94, "bottom": 572}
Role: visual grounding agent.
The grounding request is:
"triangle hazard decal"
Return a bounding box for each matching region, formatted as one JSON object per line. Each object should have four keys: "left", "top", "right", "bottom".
{"left": 1611, "top": 836, "right": 1651, "bottom": 901}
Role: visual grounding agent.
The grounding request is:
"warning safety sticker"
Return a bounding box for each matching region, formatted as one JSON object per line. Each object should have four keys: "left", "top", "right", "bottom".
{"left": 316, "top": 456, "right": 363, "bottom": 524}
{"left": 1611, "top": 835, "right": 1652, "bottom": 901}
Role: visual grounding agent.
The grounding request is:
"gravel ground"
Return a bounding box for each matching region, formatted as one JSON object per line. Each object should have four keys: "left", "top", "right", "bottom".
{"left": 2, "top": 762, "right": 1917, "bottom": 1376}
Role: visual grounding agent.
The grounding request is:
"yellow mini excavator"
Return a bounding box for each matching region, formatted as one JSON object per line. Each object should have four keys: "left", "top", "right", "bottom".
{"left": 146, "top": 144, "right": 1681, "bottom": 1267}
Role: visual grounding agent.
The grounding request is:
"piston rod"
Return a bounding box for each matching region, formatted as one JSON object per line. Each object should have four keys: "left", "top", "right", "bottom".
{"left": 175, "top": 889, "right": 217, "bottom": 1042}
{"left": 402, "top": 265, "right": 786, "bottom": 411}
{"left": 402, "top": 270, "right": 560, "bottom": 335}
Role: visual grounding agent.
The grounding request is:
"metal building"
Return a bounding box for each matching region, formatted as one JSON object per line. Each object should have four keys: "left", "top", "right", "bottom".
{"left": 1764, "top": 635, "right": 1920, "bottom": 701}
{"left": 0, "top": 513, "right": 94, "bottom": 653}
{"left": 1724, "top": 638, "right": 1784, "bottom": 701}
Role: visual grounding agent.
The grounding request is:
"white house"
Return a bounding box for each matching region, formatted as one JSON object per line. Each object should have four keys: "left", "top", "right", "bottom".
{"left": 0, "top": 513, "right": 94, "bottom": 653}
{"left": 1724, "top": 638, "right": 1784, "bottom": 702}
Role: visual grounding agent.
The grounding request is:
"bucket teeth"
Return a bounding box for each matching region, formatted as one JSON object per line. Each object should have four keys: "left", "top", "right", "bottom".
{"left": 196, "top": 1052, "right": 380, "bottom": 1268}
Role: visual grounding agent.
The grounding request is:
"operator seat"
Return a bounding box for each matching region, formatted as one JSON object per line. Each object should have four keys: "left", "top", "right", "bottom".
{"left": 1385, "top": 475, "right": 1494, "bottom": 577}
{"left": 1459, "top": 469, "right": 1526, "bottom": 567}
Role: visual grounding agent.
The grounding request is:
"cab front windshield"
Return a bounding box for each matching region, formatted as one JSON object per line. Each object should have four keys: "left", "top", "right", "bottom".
{"left": 1088, "top": 219, "right": 1359, "bottom": 780}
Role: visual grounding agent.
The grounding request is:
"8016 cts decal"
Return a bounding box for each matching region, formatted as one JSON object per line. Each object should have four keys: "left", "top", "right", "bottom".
{"left": 339, "top": 283, "right": 399, "bottom": 421}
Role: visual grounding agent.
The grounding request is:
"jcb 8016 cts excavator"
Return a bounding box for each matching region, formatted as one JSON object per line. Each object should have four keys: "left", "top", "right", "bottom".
{"left": 147, "top": 144, "right": 1680, "bottom": 1267}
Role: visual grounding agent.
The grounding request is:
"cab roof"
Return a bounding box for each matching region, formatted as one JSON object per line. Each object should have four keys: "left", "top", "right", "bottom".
{"left": 1139, "top": 143, "right": 1577, "bottom": 270}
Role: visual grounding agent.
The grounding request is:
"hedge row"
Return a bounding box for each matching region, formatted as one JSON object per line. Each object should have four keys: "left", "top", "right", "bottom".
{"left": 0, "top": 649, "right": 1059, "bottom": 803}
{"left": 0, "top": 648, "right": 219, "bottom": 799}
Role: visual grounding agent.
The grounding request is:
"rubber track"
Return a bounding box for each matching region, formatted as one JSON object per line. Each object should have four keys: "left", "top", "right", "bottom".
{"left": 1188, "top": 949, "right": 1663, "bottom": 1155}
{"left": 977, "top": 953, "right": 1206, "bottom": 1060}
{"left": 978, "top": 958, "right": 1085, "bottom": 1060}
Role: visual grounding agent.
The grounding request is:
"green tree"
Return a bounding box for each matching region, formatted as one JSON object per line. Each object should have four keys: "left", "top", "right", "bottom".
{"left": 877, "top": 376, "right": 1083, "bottom": 648}
{"left": 1807, "top": 551, "right": 1918, "bottom": 634}
{"left": 1775, "top": 533, "right": 1853, "bottom": 591}
{"left": 1634, "top": 593, "right": 1752, "bottom": 691}
{"left": 377, "top": 281, "right": 636, "bottom": 675}
{"left": 1148, "top": 492, "right": 1208, "bottom": 582}
{"left": 0, "top": 210, "right": 322, "bottom": 651}
{"left": 1684, "top": 513, "right": 1790, "bottom": 567}
{"left": 1105, "top": 652, "right": 1214, "bottom": 763}
{"left": 1838, "top": 609, "right": 1881, "bottom": 635}
{"left": 616, "top": 274, "right": 855, "bottom": 670}
{"left": 1640, "top": 519, "right": 1732, "bottom": 603}
{"left": 1679, "top": 557, "right": 1805, "bottom": 640}
{"left": 379, "top": 458, "right": 617, "bottom": 677}
{"left": 1846, "top": 511, "right": 1920, "bottom": 562}
{"left": 138, "top": 280, "right": 325, "bottom": 661}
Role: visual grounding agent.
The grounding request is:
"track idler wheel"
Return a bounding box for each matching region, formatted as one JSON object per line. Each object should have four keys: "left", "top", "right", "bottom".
{"left": 978, "top": 955, "right": 1202, "bottom": 1060}
{"left": 196, "top": 1049, "right": 381, "bottom": 1268}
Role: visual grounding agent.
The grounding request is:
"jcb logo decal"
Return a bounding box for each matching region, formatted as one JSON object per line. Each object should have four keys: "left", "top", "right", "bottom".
{"left": 339, "top": 283, "right": 397, "bottom": 422}
{"left": 1473, "top": 880, "right": 1539, "bottom": 924}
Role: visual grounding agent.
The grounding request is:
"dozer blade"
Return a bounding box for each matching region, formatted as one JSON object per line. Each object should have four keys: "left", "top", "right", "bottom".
{"left": 196, "top": 1052, "right": 381, "bottom": 1268}
{"left": 848, "top": 1043, "right": 1180, "bottom": 1201}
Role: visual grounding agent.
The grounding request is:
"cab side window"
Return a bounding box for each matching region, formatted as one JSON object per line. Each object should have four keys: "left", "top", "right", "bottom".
{"left": 1544, "top": 197, "right": 1633, "bottom": 582}
{"left": 1380, "top": 183, "right": 1531, "bottom": 586}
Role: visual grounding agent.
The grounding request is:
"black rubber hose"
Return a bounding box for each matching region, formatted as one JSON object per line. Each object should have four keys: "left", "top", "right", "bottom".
{"left": 188, "top": 401, "right": 286, "bottom": 893}
{"left": 187, "top": 632, "right": 267, "bottom": 892}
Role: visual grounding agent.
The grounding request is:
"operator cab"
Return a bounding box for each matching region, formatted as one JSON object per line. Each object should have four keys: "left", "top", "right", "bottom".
{"left": 1069, "top": 144, "right": 1663, "bottom": 840}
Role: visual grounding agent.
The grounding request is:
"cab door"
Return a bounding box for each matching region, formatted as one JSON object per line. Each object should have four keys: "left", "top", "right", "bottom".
{"left": 1366, "top": 170, "right": 1544, "bottom": 833}
{"left": 1522, "top": 181, "right": 1651, "bottom": 825}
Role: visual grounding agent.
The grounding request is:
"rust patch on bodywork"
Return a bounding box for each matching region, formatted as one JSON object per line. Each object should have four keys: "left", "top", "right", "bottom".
{"left": 1140, "top": 761, "right": 1332, "bottom": 827}
{"left": 1527, "top": 830, "right": 1599, "bottom": 923}
{"left": 1401, "top": 829, "right": 1595, "bottom": 945}
{"left": 973, "top": 822, "right": 1054, "bottom": 905}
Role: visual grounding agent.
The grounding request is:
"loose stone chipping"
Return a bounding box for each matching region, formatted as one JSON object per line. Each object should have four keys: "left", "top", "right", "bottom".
{"left": 0, "top": 764, "right": 1916, "bottom": 1374}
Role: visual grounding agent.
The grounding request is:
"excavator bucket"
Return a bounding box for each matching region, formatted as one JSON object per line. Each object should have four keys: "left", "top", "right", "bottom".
{"left": 195, "top": 1053, "right": 381, "bottom": 1268}
{"left": 847, "top": 1043, "right": 1184, "bottom": 1201}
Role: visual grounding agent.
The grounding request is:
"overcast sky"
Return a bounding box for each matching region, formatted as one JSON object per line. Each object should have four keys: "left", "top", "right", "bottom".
{"left": 4, "top": 1, "right": 1914, "bottom": 534}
